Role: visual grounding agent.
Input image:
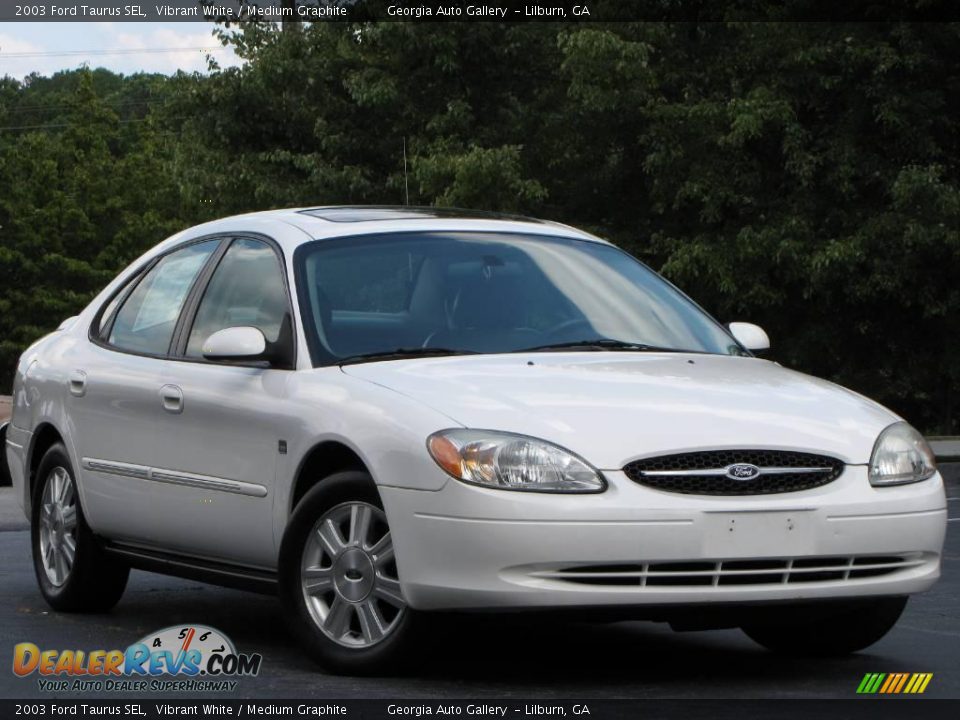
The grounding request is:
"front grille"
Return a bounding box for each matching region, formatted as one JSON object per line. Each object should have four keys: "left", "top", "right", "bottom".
{"left": 536, "top": 555, "right": 920, "bottom": 588}
{"left": 623, "top": 449, "right": 844, "bottom": 495}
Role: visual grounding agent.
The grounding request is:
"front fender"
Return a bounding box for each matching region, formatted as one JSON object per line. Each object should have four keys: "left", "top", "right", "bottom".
{"left": 271, "top": 368, "right": 461, "bottom": 550}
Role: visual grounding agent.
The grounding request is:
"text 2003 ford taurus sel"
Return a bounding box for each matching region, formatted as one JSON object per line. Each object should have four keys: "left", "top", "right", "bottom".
{"left": 3, "top": 207, "right": 946, "bottom": 673}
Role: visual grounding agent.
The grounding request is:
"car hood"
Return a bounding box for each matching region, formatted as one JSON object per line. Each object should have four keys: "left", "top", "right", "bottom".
{"left": 341, "top": 353, "right": 898, "bottom": 468}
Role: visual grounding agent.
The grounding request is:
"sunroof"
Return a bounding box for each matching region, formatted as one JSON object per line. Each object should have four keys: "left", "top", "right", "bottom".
{"left": 298, "top": 206, "right": 542, "bottom": 223}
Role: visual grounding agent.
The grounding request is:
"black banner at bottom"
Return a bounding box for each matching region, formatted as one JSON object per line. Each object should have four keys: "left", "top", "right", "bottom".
{"left": 2, "top": 700, "right": 958, "bottom": 720}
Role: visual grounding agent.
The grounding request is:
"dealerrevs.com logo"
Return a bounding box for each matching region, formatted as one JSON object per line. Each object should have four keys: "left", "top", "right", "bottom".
{"left": 13, "top": 625, "right": 262, "bottom": 693}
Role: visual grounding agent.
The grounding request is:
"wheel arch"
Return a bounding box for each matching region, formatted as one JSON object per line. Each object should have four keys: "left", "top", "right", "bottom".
{"left": 288, "top": 440, "right": 373, "bottom": 516}
{"left": 27, "top": 422, "right": 67, "bottom": 510}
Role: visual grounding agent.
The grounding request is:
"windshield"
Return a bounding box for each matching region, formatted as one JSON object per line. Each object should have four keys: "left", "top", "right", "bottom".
{"left": 295, "top": 232, "right": 742, "bottom": 365}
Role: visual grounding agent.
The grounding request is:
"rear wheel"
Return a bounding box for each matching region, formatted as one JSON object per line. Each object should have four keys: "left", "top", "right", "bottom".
{"left": 31, "top": 443, "right": 129, "bottom": 612}
{"left": 741, "top": 596, "right": 908, "bottom": 656}
{"left": 279, "top": 471, "right": 421, "bottom": 674}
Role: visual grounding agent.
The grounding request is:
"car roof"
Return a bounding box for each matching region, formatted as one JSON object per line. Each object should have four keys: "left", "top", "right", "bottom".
{"left": 165, "top": 206, "right": 607, "bottom": 255}
{"left": 296, "top": 205, "right": 545, "bottom": 223}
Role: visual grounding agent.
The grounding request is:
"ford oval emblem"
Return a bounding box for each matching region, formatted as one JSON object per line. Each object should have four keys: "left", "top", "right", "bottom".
{"left": 725, "top": 463, "right": 761, "bottom": 481}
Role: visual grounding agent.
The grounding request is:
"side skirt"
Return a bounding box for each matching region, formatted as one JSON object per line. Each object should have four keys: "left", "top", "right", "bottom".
{"left": 101, "top": 540, "right": 278, "bottom": 595}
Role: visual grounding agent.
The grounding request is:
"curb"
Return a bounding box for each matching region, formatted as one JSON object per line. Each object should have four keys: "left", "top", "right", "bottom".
{"left": 940, "top": 462, "right": 959, "bottom": 485}
{"left": 928, "top": 438, "right": 960, "bottom": 465}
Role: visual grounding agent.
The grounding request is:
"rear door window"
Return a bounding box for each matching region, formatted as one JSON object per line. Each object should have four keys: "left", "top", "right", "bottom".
{"left": 107, "top": 240, "right": 219, "bottom": 356}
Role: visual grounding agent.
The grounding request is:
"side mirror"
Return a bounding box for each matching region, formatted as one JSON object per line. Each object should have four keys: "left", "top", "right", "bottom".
{"left": 202, "top": 326, "right": 268, "bottom": 362}
{"left": 728, "top": 322, "right": 770, "bottom": 352}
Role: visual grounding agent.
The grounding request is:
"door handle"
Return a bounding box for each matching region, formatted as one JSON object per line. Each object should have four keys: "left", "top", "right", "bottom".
{"left": 68, "top": 370, "right": 87, "bottom": 398}
{"left": 160, "top": 384, "right": 184, "bottom": 414}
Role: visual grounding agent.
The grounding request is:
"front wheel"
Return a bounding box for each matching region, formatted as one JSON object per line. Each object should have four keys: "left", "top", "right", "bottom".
{"left": 279, "top": 471, "right": 421, "bottom": 674}
{"left": 741, "top": 596, "right": 908, "bottom": 656}
{"left": 31, "top": 442, "right": 129, "bottom": 612}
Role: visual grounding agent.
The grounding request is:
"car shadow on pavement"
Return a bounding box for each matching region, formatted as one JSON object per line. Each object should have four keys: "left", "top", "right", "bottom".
{"left": 106, "top": 577, "right": 894, "bottom": 696}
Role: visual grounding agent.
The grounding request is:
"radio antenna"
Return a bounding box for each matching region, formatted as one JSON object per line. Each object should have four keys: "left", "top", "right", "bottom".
{"left": 403, "top": 137, "right": 410, "bottom": 206}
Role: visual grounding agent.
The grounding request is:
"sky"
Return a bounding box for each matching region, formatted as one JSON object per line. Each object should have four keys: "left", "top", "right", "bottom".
{"left": 0, "top": 22, "right": 243, "bottom": 80}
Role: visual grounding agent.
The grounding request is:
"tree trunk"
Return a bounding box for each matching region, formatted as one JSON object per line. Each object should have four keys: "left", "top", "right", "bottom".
{"left": 281, "top": 0, "right": 300, "bottom": 33}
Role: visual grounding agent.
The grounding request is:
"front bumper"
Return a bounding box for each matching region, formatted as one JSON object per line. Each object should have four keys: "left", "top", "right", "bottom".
{"left": 380, "top": 466, "right": 946, "bottom": 611}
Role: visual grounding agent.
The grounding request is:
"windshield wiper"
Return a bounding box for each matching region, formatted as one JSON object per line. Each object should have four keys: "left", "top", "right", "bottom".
{"left": 516, "top": 338, "right": 686, "bottom": 354}
{"left": 337, "top": 348, "right": 478, "bottom": 366}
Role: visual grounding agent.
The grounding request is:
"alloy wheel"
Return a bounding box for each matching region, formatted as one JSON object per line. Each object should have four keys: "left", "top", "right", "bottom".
{"left": 38, "top": 466, "right": 79, "bottom": 587}
{"left": 300, "top": 502, "right": 406, "bottom": 648}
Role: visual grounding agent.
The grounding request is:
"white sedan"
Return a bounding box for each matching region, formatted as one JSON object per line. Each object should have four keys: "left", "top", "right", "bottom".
{"left": 4, "top": 207, "right": 946, "bottom": 674}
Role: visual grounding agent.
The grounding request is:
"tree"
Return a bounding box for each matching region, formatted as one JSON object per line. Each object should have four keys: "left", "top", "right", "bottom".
{"left": 2, "top": 22, "right": 957, "bottom": 433}
{"left": 0, "top": 69, "right": 184, "bottom": 386}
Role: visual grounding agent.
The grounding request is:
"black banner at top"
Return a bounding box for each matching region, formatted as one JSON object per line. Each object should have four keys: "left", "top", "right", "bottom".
{"left": 1, "top": 0, "right": 959, "bottom": 23}
{"left": 0, "top": 700, "right": 959, "bottom": 720}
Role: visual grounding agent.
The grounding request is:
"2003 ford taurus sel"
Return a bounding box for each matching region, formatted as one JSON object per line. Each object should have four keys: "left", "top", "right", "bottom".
{"left": 3, "top": 207, "right": 946, "bottom": 673}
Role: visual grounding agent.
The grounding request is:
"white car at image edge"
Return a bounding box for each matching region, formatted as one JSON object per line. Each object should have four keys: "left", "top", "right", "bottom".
{"left": 2, "top": 206, "right": 947, "bottom": 674}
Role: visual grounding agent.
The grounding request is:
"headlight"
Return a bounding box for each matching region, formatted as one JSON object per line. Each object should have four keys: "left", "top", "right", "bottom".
{"left": 427, "top": 429, "right": 606, "bottom": 493}
{"left": 869, "top": 422, "right": 937, "bottom": 486}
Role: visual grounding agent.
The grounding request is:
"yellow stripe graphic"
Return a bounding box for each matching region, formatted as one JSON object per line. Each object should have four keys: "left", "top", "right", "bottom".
{"left": 913, "top": 673, "right": 929, "bottom": 694}
{"left": 905, "top": 673, "right": 933, "bottom": 693}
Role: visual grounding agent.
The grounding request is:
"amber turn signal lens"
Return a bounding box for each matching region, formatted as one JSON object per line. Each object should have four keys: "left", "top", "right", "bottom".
{"left": 428, "top": 434, "right": 463, "bottom": 478}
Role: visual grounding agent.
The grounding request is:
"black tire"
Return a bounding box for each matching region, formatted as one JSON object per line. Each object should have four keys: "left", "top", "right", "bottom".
{"left": 742, "top": 596, "right": 908, "bottom": 656}
{"left": 279, "top": 471, "right": 423, "bottom": 675}
{"left": 31, "top": 442, "right": 129, "bottom": 612}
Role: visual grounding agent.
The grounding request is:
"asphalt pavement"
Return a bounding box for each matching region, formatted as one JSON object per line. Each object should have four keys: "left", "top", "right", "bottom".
{"left": 0, "top": 481, "right": 957, "bottom": 701}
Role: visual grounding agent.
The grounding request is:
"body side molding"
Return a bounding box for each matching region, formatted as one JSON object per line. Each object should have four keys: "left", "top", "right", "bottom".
{"left": 81, "top": 457, "right": 268, "bottom": 498}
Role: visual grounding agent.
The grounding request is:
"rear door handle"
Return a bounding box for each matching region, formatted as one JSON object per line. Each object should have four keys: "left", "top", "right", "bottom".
{"left": 68, "top": 370, "right": 87, "bottom": 397}
{"left": 160, "top": 384, "right": 184, "bottom": 414}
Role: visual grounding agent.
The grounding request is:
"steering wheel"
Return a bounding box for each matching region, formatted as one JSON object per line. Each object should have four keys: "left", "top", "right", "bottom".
{"left": 422, "top": 326, "right": 541, "bottom": 349}
{"left": 540, "top": 318, "right": 594, "bottom": 339}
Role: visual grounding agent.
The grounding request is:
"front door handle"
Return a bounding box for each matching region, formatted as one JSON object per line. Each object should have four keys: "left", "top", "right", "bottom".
{"left": 160, "top": 384, "right": 184, "bottom": 414}
{"left": 68, "top": 370, "right": 87, "bottom": 397}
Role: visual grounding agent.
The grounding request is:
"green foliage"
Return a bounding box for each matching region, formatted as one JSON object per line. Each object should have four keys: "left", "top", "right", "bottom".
{"left": 0, "top": 21, "right": 957, "bottom": 433}
{"left": 0, "top": 69, "right": 185, "bottom": 383}
{"left": 414, "top": 145, "right": 547, "bottom": 210}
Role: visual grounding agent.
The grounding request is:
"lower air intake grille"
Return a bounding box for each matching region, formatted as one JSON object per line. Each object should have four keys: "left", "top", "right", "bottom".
{"left": 538, "top": 555, "right": 920, "bottom": 588}
{"left": 623, "top": 449, "right": 844, "bottom": 495}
